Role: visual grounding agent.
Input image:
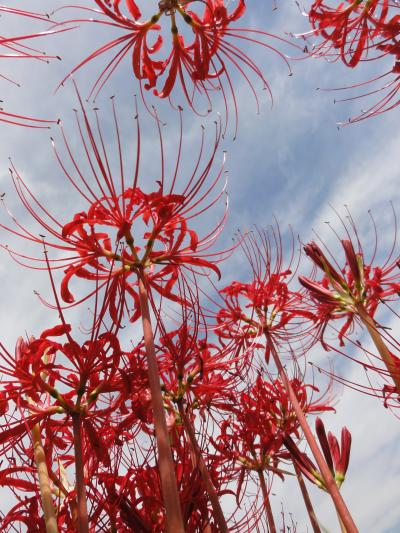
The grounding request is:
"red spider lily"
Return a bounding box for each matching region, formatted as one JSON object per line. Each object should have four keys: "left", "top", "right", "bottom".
{"left": 160, "top": 332, "right": 240, "bottom": 411}
{"left": 307, "top": 0, "right": 396, "bottom": 67}
{"left": 215, "top": 228, "right": 316, "bottom": 362}
{"left": 284, "top": 417, "right": 351, "bottom": 491}
{"left": 211, "top": 228, "right": 356, "bottom": 532}
{"left": 98, "top": 463, "right": 217, "bottom": 532}
{"left": 213, "top": 373, "right": 332, "bottom": 533}
{"left": 300, "top": 225, "right": 400, "bottom": 400}
{"left": 156, "top": 296, "right": 246, "bottom": 414}
{"left": 0, "top": 316, "right": 160, "bottom": 531}
{"left": 0, "top": 325, "right": 126, "bottom": 419}
{"left": 299, "top": 231, "right": 400, "bottom": 345}
{"left": 327, "top": 54, "right": 400, "bottom": 125}
{"left": 56, "top": 0, "right": 292, "bottom": 134}
{"left": 0, "top": 327, "right": 132, "bottom": 472}
{"left": 89, "top": 417, "right": 233, "bottom": 533}
{"left": 214, "top": 374, "right": 333, "bottom": 477}
{"left": 1, "top": 96, "right": 229, "bottom": 326}
{"left": 298, "top": 0, "right": 400, "bottom": 123}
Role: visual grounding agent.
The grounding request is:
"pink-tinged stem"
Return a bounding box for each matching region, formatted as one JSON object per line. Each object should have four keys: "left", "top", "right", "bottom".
{"left": 355, "top": 303, "right": 400, "bottom": 394}
{"left": 257, "top": 469, "right": 277, "bottom": 533}
{"left": 31, "top": 424, "right": 59, "bottom": 533}
{"left": 338, "top": 514, "right": 347, "bottom": 533}
{"left": 293, "top": 461, "right": 321, "bottom": 533}
{"left": 72, "top": 414, "right": 89, "bottom": 533}
{"left": 268, "top": 343, "right": 358, "bottom": 533}
{"left": 137, "top": 273, "right": 185, "bottom": 533}
{"left": 178, "top": 403, "right": 229, "bottom": 533}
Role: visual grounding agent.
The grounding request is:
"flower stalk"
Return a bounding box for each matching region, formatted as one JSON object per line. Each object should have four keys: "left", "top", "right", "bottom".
{"left": 178, "top": 402, "right": 229, "bottom": 533}
{"left": 355, "top": 302, "right": 400, "bottom": 394}
{"left": 137, "top": 270, "right": 185, "bottom": 533}
{"left": 257, "top": 469, "right": 277, "bottom": 533}
{"left": 293, "top": 461, "right": 321, "bottom": 533}
{"left": 72, "top": 414, "right": 89, "bottom": 533}
{"left": 267, "top": 341, "right": 358, "bottom": 533}
{"left": 32, "top": 424, "right": 59, "bottom": 533}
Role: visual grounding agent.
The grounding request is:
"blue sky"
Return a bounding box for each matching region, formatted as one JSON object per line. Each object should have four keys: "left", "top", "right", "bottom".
{"left": 1, "top": 1, "right": 400, "bottom": 531}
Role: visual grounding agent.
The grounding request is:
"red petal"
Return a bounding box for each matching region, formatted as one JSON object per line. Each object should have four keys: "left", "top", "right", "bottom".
{"left": 40, "top": 324, "right": 71, "bottom": 339}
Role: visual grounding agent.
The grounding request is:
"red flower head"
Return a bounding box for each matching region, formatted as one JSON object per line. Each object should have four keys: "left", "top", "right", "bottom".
{"left": 1, "top": 95, "right": 229, "bottom": 326}
{"left": 299, "top": 212, "right": 400, "bottom": 346}
{"left": 100, "top": 456, "right": 227, "bottom": 532}
{"left": 284, "top": 417, "right": 351, "bottom": 491}
{"left": 0, "top": 315, "right": 159, "bottom": 529}
{"left": 157, "top": 319, "right": 243, "bottom": 413}
{"left": 0, "top": 322, "right": 133, "bottom": 447}
{"left": 213, "top": 370, "right": 333, "bottom": 525}
{"left": 215, "top": 227, "right": 316, "bottom": 362}
{"left": 308, "top": 0, "right": 394, "bottom": 67}
{"left": 301, "top": 0, "right": 400, "bottom": 123}
{"left": 57, "top": 0, "right": 291, "bottom": 134}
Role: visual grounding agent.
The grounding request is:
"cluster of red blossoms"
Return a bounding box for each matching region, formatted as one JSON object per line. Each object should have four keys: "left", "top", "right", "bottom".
{"left": 306, "top": 0, "right": 400, "bottom": 122}
{"left": 3, "top": 1, "right": 400, "bottom": 126}
{"left": 0, "top": 2, "right": 399, "bottom": 533}
{"left": 58, "top": 0, "right": 291, "bottom": 133}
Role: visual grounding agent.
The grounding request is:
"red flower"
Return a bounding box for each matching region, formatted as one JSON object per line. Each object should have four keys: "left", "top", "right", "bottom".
{"left": 100, "top": 455, "right": 226, "bottom": 532}
{"left": 216, "top": 373, "right": 332, "bottom": 470}
{"left": 308, "top": 0, "right": 392, "bottom": 67}
{"left": 0, "top": 324, "right": 127, "bottom": 424}
{"left": 157, "top": 323, "right": 242, "bottom": 413}
{"left": 284, "top": 417, "right": 351, "bottom": 490}
{"left": 301, "top": 0, "right": 400, "bottom": 123}
{"left": 331, "top": 59, "right": 400, "bottom": 125}
{"left": 1, "top": 96, "right": 228, "bottom": 325}
{"left": 299, "top": 232, "right": 400, "bottom": 346}
{"left": 215, "top": 228, "right": 316, "bottom": 361}
{"left": 213, "top": 372, "right": 333, "bottom": 522}
{"left": 0, "top": 317, "right": 165, "bottom": 529}
{"left": 57, "top": 0, "right": 291, "bottom": 133}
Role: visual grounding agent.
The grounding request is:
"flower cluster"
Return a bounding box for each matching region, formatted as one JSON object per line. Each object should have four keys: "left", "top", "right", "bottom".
{"left": 1, "top": 2, "right": 396, "bottom": 533}
{"left": 299, "top": 238, "right": 400, "bottom": 344}
{"left": 2, "top": 99, "right": 228, "bottom": 328}
{"left": 306, "top": 0, "right": 400, "bottom": 122}
{"left": 54, "top": 0, "right": 292, "bottom": 133}
{"left": 215, "top": 228, "right": 316, "bottom": 361}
